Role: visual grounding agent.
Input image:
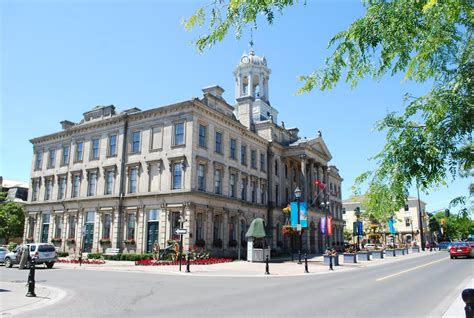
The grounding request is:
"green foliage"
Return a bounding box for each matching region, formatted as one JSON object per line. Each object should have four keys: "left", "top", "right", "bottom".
{"left": 343, "top": 229, "right": 352, "bottom": 241}
{"left": 57, "top": 252, "right": 69, "bottom": 257}
{"left": 87, "top": 252, "right": 103, "bottom": 259}
{"left": 102, "top": 253, "right": 153, "bottom": 261}
{"left": 7, "top": 242, "right": 18, "bottom": 252}
{"left": 431, "top": 211, "right": 474, "bottom": 241}
{"left": 0, "top": 198, "right": 25, "bottom": 242}
{"left": 186, "top": 0, "right": 473, "bottom": 204}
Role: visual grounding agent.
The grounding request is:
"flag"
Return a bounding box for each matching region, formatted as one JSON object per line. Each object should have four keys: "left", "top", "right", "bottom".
{"left": 290, "top": 202, "right": 308, "bottom": 228}
{"left": 388, "top": 218, "right": 396, "bottom": 234}
{"left": 320, "top": 216, "right": 326, "bottom": 234}
{"left": 314, "top": 179, "right": 326, "bottom": 190}
{"left": 327, "top": 216, "right": 333, "bottom": 236}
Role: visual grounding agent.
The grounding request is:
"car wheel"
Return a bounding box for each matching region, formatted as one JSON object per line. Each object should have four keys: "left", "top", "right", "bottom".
{"left": 450, "top": 256, "right": 454, "bottom": 259}
{"left": 4, "top": 258, "right": 12, "bottom": 268}
{"left": 46, "top": 262, "right": 54, "bottom": 269}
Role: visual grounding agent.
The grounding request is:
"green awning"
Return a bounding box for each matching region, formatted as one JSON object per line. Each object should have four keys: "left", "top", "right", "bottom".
{"left": 245, "top": 218, "right": 267, "bottom": 238}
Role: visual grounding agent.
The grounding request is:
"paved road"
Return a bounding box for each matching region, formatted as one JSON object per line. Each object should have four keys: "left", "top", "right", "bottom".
{"left": 0, "top": 251, "right": 471, "bottom": 317}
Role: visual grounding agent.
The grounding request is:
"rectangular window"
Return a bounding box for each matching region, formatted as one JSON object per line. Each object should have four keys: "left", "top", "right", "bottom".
{"left": 45, "top": 179, "right": 52, "bottom": 200}
{"left": 72, "top": 175, "right": 80, "bottom": 198}
{"left": 197, "top": 164, "right": 205, "bottom": 191}
{"left": 32, "top": 180, "right": 40, "bottom": 201}
{"left": 196, "top": 213, "right": 203, "bottom": 240}
{"left": 148, "top": 209, "right": 159, "bottom": 221}
{"left": 87, "top": 171, "right": 97, "bottom": 196}
{"left": 91, "top": 138, "right": 100, "bottom": 160}
{"left": 75, "top": 142, "right": 83, "bottom": 162}
{"left": 35, "top": 151, "right": 43, "bottom": 170}
{"left": 261, "top": 184, "right": 266, "bottom": 204}
{"left": 172, "top": 163, "right": 182, "bottom": 189}
{"left": 127, "top": 214, "right": 136, "bottom": 239}
{"left": 151, "top": 126, "right": 163, "bottom": 150}
{"left": 215, "top": 131, "right": 222, "bottom": 154}
{"left": 129, "top": 167, "right": 138, "bottom": 193}
{"left": 214, "top": 169, "right": 222, "bottom": 194}
{"left": 251, "top": 150, "right": 257, "bottom": 169}
{"left": 405, "top": 218, "right": 411, "bottom": 227}
{"left": 251, "top": 181, "right": 257, "bottom": 203}
{"left": 103, "top": 214, "right": 111, "bottom": 239}
{"left": 213, "top": 214, "right": 221, "bottom": 241}
{"left": 105, "top": 170, "right": 114, "bottom": 195}
{"left": 260, "top": 153, "right": 266, "bottom": 171}
{"left": 229, "top": 216, "right": 236, "bottom": 241}
{"left": 68, "top": 215, "right": 76, "bottom": 239}
{"left": 86, "top": 211, "right": 95, "bottom": 223}
{"left": 58, "top": 176, "right": 67, "bottom": 199}
{"left": 108, "top": 134, "right": 117, "bottom": 156}
{"left": 230, "top": 139, "right": 236, "bottom": 160}
{"left": 54, "top": 215, "right": 62, "bottom": 238}
{"left": 171, "top": 212, "right": 180, "bottom": 240}
{"left": 131, "top": 131, "right": 140, "bottom": 153}
{"left": 62, "top": 146, "right": 70, "bottom": 166}
{"left": 28, "top": 218, "right": 35, "bottom": 237}
{"left": 241, "top": 145, "right": 247, "bottom": 165}
{"left": 48, "top": 149, "right": 56, "bottom": 168}
{"left": 404, "top": 204, "right": 409, "bottom": 211}
{"left": 199, "top": 124, "right": 206, "bottom": 148}
{"left": 241, "top": 177, "right": 247, "bottom": 201}
{"left": 174, "top": 122, "right": 185, "bottom": 146}
{"left": 230, "top": 174, "right": 236, "bottom": 198}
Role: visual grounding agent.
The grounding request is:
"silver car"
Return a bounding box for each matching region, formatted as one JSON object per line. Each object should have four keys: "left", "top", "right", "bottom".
{"left": 0, "top": 247, "right": 8, "bottom": 263}
{"left": 4, "top": 243, "right": 57, "bottom": 269}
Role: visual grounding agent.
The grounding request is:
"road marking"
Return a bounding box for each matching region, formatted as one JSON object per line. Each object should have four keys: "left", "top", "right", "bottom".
{"left": 376, "top": 258, "right": 448, "bottom": 282}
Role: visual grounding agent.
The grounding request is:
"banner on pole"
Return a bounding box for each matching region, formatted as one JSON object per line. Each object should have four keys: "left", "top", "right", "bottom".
{"left": 358, "top": 221, "right": 363, "bottom": 236}
{"left": 327, "top": 216, "right": 333, "bottom": 236}
{"left": 388, "top": 218, "right": 396, "bottom": 234}
{"left": 320, "top": 216, "right": 326, "bottom": 234}
{"left": 290, "top": 202, "right": 308, "bottom": 228}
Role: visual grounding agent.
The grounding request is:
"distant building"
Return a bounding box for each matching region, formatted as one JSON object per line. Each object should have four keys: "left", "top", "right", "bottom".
{"left": 0, "top": 177, "right": 29, "bottom": 203}
{"left": 24, "top": 50, "right": 344, "bottom": 255}
{"left": 343, "top": 196, "right": 429, "bottom": 245}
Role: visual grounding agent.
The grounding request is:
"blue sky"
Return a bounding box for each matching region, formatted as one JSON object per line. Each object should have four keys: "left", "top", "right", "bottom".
{"left": 1, "top": 0, "right": 470, "bottom": 213}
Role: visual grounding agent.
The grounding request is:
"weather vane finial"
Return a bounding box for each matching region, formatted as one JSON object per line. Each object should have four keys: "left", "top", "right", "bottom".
{"left": 249, "top": 28, "right": 254, "bottom": 50}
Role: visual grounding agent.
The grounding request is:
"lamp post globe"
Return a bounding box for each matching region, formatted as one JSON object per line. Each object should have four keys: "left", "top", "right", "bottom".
{"left": 294, "top": 187, "right": 302, "bottom": 264}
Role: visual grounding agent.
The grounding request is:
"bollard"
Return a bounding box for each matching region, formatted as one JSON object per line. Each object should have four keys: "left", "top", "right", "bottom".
{"left": 462, "top": 288, "right": 474, "bottom": 318}
{"left": 304, "top": 253, "right": 309, "bottom": 273}
{"left": 298, "top": 250, "right": 302, "bottom": 264}
{"left": 265, "top": 255, "right": 270, "bottom": 275}
{"left": 329, "top": 255, "right": 334, "bottom": 271}
{"left": 291, "top": 251, "right": 294, "bottom": 262}
{"left": 185, "top": 254, "right": 191, "bottom": 273}
{"left": 26, "top": 258, "right": 36, "bottom": 297}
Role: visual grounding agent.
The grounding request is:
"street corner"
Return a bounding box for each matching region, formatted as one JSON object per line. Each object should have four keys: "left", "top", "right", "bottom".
{"left": 0, "top": 281, "right": 67, "bottom": 316}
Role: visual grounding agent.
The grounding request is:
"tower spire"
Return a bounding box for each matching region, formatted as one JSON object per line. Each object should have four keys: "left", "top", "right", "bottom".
{"left": 249, "top": 28, "right": 255, "bottom": 55}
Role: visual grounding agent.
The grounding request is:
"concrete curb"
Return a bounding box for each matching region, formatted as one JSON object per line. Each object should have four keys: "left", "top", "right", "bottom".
{"left": 442, "top": 277, "right": 473, "bottom": 318}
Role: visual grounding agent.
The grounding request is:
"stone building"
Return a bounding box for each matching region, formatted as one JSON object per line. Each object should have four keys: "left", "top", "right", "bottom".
{"left": 343, "top": 196, "right": 429, "bottom": 246}
{"left": 24, "top": 50, "right": 344, "bottom": 255}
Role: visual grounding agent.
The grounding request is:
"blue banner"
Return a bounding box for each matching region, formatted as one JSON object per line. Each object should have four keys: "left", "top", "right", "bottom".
{"left": 357, "top": 221, "right": 363, "bottom": 236}
{"left": 388, "top": 219, "right": 396, "bottom": 234}
{"left": 290, "top": 202, "right": 308, "bottom": 228}
{"left": 353, "top": 221, "right": 363, "bottom": 235}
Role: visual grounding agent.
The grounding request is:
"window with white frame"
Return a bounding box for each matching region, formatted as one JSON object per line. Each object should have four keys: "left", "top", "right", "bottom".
{"left": 62, "top": 145, "right": 70, "bottom": 166}
{"left": 229, "top": 173, "right": 236, "bottom": 198}
{"left": 129, "top": 167, "right": 138, "bottom": 193}
{"left": 214, "top": 168, "right": 222, "bottom": 195}
{"left": 44, "top": 178, "right": 53, "bottom": 200}
{"left": 91, "top": 138, "right": 100, "bottom": 160}
{"left": 103, "top": 214, "right": 111, "bottom": 239}
{"left": 58, "top": 176, "right": 67, "bottom": 199}
{"left": 48, "top": 149, "right": 56, "bottom": 169}
{"left": 72, "top": 174, "right": 80, "bottom": 198}
{"left": 68, "top": 215, "right": 76, "bottom": 239}
{"left": 251, "top": 180, "right": 257, "bottom": 203}
{"left": 198, "top": 124, "right": 207, "bottom": 148}
{"left": 261, "top": 183, "right": 266, "bottom": 204}
{"left": 260, "top": 153, "right": 266, "bottom": 171}
{"left": 32, "top": 179, "right": 40, "bottom": 201}
{"left": 108, "top": 134, "right": 117, "bottom": 156}
{"left": 241, "top": 177, "right": 247, "bottom": 201}
{"left": 241, "top": 145, "right": 247, "bottom": 165}
{"left": 75, "top": 141, "right": 84, "bottom": 162}
{"left": 229, "top": 216, "right": 236, "bottom": 241}
{"left": 87, "top": 171, "right": 97, "bottom": 196}
{"left": 127, "top": 214, "right": 136, "bottom": 240}
{"left": 251, "top": 150, "right": 257, "bottom": 169}
{"left": 174, "top": 122, "right": 185, "bottom": 146}
{"left": 172, "top": 162, "right": 183, "bottom": 190}
{"left": 35, "top": 151, "right": 43, "bottom": 170}
{"left": 230, "top": 138, "right": 237, "bottom": 160}
{"left": 105, "top": 170, "right": 114, "bottom": 195}
{"left": 197, "top": 164, "right": 206, "bottom": 191}
{"left": 196, "top": 213, "right": 203, "bottom": 240}
{"left": 54, "top": 215, "right": 62, "bottom": 238}
{"left": 215, "top": 131, "right": 222, "bottom": 154}
{"left": 213, "top": 214, "right": 221, "bottom": 241}
{"left": 131, "top": 131, "right": 140, "bottom": 153}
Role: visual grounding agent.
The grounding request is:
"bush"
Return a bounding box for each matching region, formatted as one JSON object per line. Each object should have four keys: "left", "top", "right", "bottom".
{"left": 195, "top": 239, "right": 206, "bottom": 248}
{"left": 87, "top": 253, "right": 103, "bottom": 259}
{"left": 103, "top": 253, "right": 153, "bottom": 261}
{"left": 57, "top": 252, "right": 69, "bottom": 257}
{"left": 7, "top": 242, "right": 18, "bottom": 252}
{"left": 212, "top": 239, "right": 223, "bottom": 248}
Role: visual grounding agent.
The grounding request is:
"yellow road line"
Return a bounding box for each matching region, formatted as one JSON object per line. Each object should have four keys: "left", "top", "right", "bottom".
{"left": 376, "top": 258, "right": 448, "bottom": 282}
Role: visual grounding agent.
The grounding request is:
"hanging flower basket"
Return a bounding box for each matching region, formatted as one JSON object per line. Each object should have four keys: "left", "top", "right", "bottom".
{"left": 282, "top": 225, "right": 304, "bottom": 236}
{"left": 124, "top": 239, "right": 136, "bottom": 245}
{"left": 51, "top": 237, "right": 62, "bottom": 244}
{"left": 67, "top": 238, "right": 76, "bottom": 244}
{"left": 26, "top": 237, "right": 34, "bottom": 243}
{"left": 282, "top": 205, "right": 291, "bottom": 215}
{"left": 100, "top": 238, "right": 111, "bottom": 245}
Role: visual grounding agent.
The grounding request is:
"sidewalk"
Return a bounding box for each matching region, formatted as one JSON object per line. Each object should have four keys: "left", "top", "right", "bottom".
{"left": 442, "top": 277, "right": 473, "bottom": 318}
{"left": 0, "top": 281, "right": 66, "bottom": 316}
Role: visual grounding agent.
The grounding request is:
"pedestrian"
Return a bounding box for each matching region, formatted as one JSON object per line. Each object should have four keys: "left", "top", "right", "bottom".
{"left": 19, "top": 244, "right": 29, "bottom": 269}
{"left": 426, "top": 241, "right": 431, "bottom": 251}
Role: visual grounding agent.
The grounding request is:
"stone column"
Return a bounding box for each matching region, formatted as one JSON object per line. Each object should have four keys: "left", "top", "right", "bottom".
{"left": 300, "top": 155, "right": 307, "bottom": 202}
{"left": 206, "top": 209, "right": 213, "bottom": 249}
{"left": 258, "top": 74, "right": 263, "bottom": 98}
{"left": 223, "top": 210, "right": 229, "bottom": 251}
{"left": 93, "top": 209, "right": 100, "bottom": 252}
{"left": 248, "top": 72, "right": 253, "bottom": 97}
{"left": 159, "top": 208, "right": 168, "bottom": 247}
{"left": 183, "top": 203, "right": 193, "bottom": 251}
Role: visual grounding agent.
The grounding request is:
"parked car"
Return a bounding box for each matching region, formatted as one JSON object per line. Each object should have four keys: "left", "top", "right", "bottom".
{"left": 438, "top": 241, "right": 451, "bottom": 250}
{"left": 468, "top": 242, "right": 474, "bottom": 257}
{"left": 0, "top": 247, "right": 8, "bottom": 264}
{"left": 4, "top": 243, "right": 57, "bottom": 268}
{"left": 365, "top": 244, "right": 376, "bottom": 250}
{"left": 449, "top": 242, "right": 472, "bottom": 259}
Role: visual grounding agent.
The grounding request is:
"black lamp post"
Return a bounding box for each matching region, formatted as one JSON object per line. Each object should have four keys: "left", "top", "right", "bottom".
{"left": 294, "top": 186, "right": 302, "bottom": 264}
{"left": 354, "top": 207, "right": 361, "bottom": 251}
{"left": 321, "top": 198, "right": 330, "bottom": 251}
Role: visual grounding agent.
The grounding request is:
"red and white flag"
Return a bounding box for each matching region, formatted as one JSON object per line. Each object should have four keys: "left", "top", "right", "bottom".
{"left": 314, "top": 179, "right": 326, "bottom": 190}
{"left": 327, "top": 216, "right": 333, "bottom": 236}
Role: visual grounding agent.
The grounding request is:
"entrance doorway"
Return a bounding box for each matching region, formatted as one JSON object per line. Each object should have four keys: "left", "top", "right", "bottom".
{"left": 41, "top": 213, "right": 50, "bottom": 243}
{"left": 146, "top": 222, "right": 159, "bottom": 253}
{"left": 83, "top": 211, "right": 95, "bottom": 252}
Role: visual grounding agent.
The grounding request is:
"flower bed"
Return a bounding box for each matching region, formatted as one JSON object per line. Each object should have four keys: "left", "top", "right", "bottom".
{"left": 135, "top": 257, "right": 233, "bottom": 266}
{"left": 56, "top": 259, "right": 105, "bottom": 265}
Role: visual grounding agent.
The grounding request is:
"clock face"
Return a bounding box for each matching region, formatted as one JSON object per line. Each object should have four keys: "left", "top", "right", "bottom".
{"left": 241, "top": 56, "right": 250, "bottom": 64}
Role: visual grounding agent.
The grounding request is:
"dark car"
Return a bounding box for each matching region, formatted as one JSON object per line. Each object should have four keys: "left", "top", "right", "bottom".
{"left": 438, "top": 241, "right": 451, "bottom": 250}
{"left": 449, "top": 242, "right": 471, "bottom": 259}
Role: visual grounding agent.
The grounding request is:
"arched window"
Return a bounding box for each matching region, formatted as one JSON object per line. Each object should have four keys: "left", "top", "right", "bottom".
{"left": 242, "top": 76, "right": 249, "bottom": 95}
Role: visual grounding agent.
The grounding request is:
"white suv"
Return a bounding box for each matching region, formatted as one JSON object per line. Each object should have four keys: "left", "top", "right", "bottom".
{"left": 4, "top": 243, "right": 57, "bottom": 269}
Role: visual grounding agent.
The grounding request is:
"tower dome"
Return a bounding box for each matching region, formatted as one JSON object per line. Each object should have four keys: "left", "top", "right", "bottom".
{"left": 234, "top": 49, "right": 271, "bottom": 103}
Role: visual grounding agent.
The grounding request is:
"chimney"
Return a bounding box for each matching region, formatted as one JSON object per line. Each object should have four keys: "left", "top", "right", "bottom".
{"left": 60, "top": 120, "right": 75, "bottom": 130}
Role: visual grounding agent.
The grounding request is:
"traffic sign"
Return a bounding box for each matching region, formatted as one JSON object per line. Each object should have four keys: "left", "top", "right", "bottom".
{"left": 175, "top": 228, "right": 187, "bottom": 235}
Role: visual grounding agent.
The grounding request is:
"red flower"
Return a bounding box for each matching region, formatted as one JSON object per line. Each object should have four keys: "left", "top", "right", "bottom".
{"left": 134, "top": 257, "right": 233, "bottom": 266}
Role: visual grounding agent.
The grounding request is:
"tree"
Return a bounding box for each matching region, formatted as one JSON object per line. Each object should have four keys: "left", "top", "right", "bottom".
{"left": 343, "top": 229, "right": 352, "bottom": 242}
{"left": 185, "top": 0, "right": 473, "bottom": 205}
{"left": 0, "top": 194, "right": 25, "bottom": 243}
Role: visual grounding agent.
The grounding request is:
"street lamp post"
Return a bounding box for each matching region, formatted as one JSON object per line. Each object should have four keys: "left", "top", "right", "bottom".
{"left": 416, "top": 182, "right": 426, "bottom": 251}
{"left": 294, "top": 187, "right": 302, "bottom": 264}
{"left": 354, "top": 207, "right": 361, "bottom": 251}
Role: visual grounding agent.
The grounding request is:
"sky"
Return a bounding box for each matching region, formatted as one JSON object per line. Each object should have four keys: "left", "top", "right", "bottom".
{"left": 1, "top": 0, "right": 470, "bottom": 213}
